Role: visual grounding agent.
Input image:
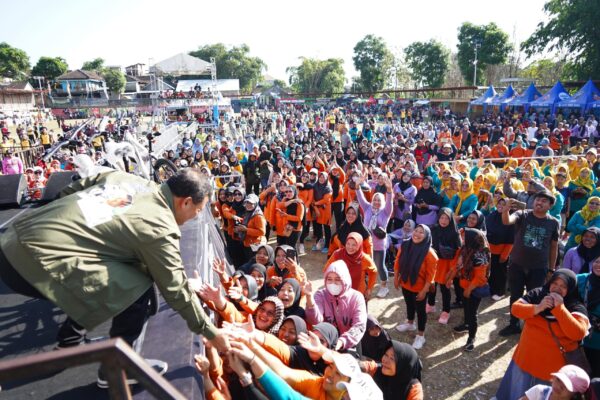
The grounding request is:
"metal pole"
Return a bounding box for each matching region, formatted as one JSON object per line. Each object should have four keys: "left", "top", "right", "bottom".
{"left": 33, "top": 76, "right": 45, "bottom": 110}
{"left": 473, "top": 45, "right": 478, "bottom": 88}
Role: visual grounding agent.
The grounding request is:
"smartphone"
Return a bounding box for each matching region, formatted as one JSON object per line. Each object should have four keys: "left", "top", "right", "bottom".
{"left": 286, "top": 248, "right": 297, "bottom": 260}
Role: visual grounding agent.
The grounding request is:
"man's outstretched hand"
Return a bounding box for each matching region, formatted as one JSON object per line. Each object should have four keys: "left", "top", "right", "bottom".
{"left": 209, "top": 329, "right": 231, "bottom": 354}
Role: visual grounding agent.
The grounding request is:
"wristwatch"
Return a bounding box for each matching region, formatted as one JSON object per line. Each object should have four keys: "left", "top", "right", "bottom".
{"left": 239, "top": 371, "right": 253, "bottom": 387}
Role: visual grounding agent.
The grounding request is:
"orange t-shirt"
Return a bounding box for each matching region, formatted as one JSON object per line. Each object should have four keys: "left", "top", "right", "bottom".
{"left": 394, "top": 248, "right": 438, "bottom": 293}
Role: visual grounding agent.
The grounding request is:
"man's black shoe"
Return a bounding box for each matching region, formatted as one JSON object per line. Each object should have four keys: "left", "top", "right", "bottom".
{"left": 97, "top": 359, "right": 168, "bottom": 389}
{"left": 453, "top": 324, "right": 469, "bottom": 333}
{"left": 450, "top": 301, "right": 463, "bottom": 310}
{"left": 498, "top": 324, "right": 522, "bottom": 337}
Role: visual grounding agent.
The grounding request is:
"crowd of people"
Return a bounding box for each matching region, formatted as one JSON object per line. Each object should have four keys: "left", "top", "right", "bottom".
{"left": 2, "top": 102, "right": 600, "bottom": 399}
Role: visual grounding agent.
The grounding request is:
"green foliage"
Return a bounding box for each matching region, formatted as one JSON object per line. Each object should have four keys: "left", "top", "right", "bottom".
{"left": 81, "top": 58, "right": 105, "bottom": 72}
{"left": 103, "top": 69, "right": 126, "bottom": 95}
{"left": 0, "top": 42, "right": 30, "bottom": 79}
{"left": 189, "top": 44, "right": 266, "bottom": 92}
{"left": 404, "top": 40, "right": 450, "bottom": 88}
{"left": 286, "top": 57, "right": 345, "bottom": 95}
{"left": 353, "top": 35, "right": 393, "bottom": 92}
{"left": 521, "top": 0, "right": 600, "bottom": 80}
{"left": 520, "top": 58, "right": 576, "bottom": 87}
{"left": 31, "top": 56, "right": 68, "bottom": 80}
{"left": 456, "top": 22, "right": 512, "bottom": 85}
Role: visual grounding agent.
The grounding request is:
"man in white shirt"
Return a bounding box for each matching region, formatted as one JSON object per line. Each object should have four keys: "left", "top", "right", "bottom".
{"left": 527, "top": 121, "right": 538, "bottom": 141}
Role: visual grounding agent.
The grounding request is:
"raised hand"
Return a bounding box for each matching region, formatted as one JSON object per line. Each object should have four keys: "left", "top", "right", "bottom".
{"left": 227, "top": 279, "right": 244, "bottom": 301}
{"left": 188, "top": 270, "right": 203, "bottom": 293}
{"left": 212, "top": 258, "right": 228, "bottom": 280}
{"left": 297, "top": 331, "right": 324, "bottom": 354}
{"left": 229, "top": 341, "right": 255, "bottom": 364}
{"left": 194, "top": 354, "right": 210, "bottom": 376}
{"left": 301, "top": 280, "right": 313, "bottom": 297}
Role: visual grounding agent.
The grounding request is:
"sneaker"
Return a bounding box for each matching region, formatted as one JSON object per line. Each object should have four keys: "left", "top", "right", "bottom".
{"left": 464, "top": 339, "right": 475, "bottom": 352}
{"left": 321, "top": 247, "right": 329, "bottom": 254}
{"left": 412, "top": 335, "right": 426, "bottom": 350}
{"left": 315, "top": 239, "right": 325, "bottom": 251}
{"left": 97, "top": 359, "right": 168, "bottom": 389}
{"left": 395, "top": 322, "right": 417, "bottom": 332}
{"left": 453, "top": 323, "right": 469, "bottom": 334}
{"left": 297, "top": 243, "right": 305, "bottom": 255}
{"left": 450, "top": 301, "right": 463, "bottom": 310}
{"left": 311, "top": 245, "right": 318, "bottom": 251}
{"left": 425, "top": 304, "right": 436, "bottom": 314}
{"left": 438, "top": 312, "right": 450, "bottom": 325}
{"left": 376, "top": 286, "right": 389, "bottom": 298}
{"left": 498, "top": 324, "right": 522, "bottom": 337}
{"left": 491, "top": 294, "right": 503, "bottom": 301}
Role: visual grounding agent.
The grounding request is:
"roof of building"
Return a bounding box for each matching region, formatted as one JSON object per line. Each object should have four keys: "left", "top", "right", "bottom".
{"left": 0, "top": 81, "right": 33, "bottom": 91}
{"left": 152, "top": 53, "right": 211, "bottom": 76}
{"left": 56, "top": 69, "right": 105, "bottom": 81}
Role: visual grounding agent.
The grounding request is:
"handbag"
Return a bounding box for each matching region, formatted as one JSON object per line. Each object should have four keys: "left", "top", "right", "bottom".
{"left": 372, "top": 226, "right": 387, "bottom": 240}
{"left": 471, "top": 284, "right": 491, "bottom": 298}
{"left": 547, "top": 319, "right": 592, "bottom": 374}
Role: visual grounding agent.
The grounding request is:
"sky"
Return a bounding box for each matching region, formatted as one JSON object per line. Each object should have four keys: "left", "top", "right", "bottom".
{"left": 1, "top": 0, "right": 549, "bottom": 82}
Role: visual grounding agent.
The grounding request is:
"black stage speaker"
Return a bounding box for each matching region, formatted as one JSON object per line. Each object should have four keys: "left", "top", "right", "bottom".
{"left": 0, "top": 174, "right": 27, "bottom": 206}
{"left": 41, "top": 171, "right": 77, "bottom": 202}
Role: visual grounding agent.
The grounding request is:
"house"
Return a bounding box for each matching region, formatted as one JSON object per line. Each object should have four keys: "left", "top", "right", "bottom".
{"left": 0, "top": 81, "right": 35, "bottom": 112}
{"left": 253, "top": 84, "right": 291, "bottom": 106}
{"left": 53, "top": 69, "right": 109, "bottom": 99}
{"left": 125, "top": 63, "right": 146, "bottom": 77}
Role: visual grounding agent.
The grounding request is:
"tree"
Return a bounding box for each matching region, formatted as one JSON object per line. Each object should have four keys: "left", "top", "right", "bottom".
{"left": 103, "top": 69, "right": 126, "bottom": 98}
{"left": 456, "top": 22, "right": 512, "bottom": 85}
{"left": 520, "top": 58, "right": 576, "bottom": 87}
{"left": 189, "top": 44, "right": 266, "bottom": 92}
{"left": 286, "top": 57, "right": 345, "bottom": 95}
{"left": 81, "top": 58, "right": 105, "bottom": 72}
{"left": 31, "top": 56, "right": 68, "bottom": 80}
{"left": 353, "top": 35, "right": 393, "bottom": 92}
{"left": 404, "top": 40, "right": 450, "bottom": 88}
{"left": 521, "top": 0, "right": 600, "bottom": 80}
{"left": 0, "top": 42, "right": 30, "bottom": 79}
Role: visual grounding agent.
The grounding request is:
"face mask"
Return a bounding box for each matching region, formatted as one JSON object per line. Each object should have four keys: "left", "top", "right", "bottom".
{"left": 326, "top": 283, "right": 343, "bottom": 296}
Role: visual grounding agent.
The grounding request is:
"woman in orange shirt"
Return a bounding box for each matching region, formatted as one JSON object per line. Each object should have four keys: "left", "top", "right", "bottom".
{"left": 275, "top": 185, "right": 305, "bottom": 247}
{"left": 394, "top": 224, "right": 438, "bottom": 349}
{"left": 447, "top": 228, "right": 491, "bottom": 352}
{"left": 297, "top": 172, "right": 314, "bottom": 255}
{"left": 235, "top": 194, "right": 266, "bottom": 260}
{"left": 312, "top": 172, "right": 333, "bottom": 253}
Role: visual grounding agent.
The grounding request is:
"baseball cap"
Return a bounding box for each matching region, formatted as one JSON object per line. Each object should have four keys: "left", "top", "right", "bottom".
{"left": 325, "top": 353, "right": 383, "bottom": 400}
{"left": 551, "top": 365, "right": 590, "bottom": 393}
{"left": 540, "top": 138, "right": 550, "bottom": 146}
{"left": 244, "top": 194, "right": 259, "bottom": 205}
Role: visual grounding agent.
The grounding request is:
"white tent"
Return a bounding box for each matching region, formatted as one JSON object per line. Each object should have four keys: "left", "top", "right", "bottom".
{"left": 151, "top": 53, "right": 211, "bottom": 76}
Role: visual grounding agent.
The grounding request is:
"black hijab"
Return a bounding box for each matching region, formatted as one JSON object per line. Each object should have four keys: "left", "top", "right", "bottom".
{"left": 336, "top": 202, "right": 371, "bottom": 245}
{"left": 281, "top": 315, "right": 308, "bottom": 343}
{"left": 467, "top": 210, "right": 486, "bottom": 232}
{"left": 586, "top": 266, "right": 600, "bottom": 314}
{"left": 374, "top": 340, "right": 422, "bottom": 400}
{"left": 231, "top": 186, "right": 246, "bottom": 216}
{"left": 278, "top": 278, "right": 305, "bottom": 319}
{"left": 249, "top": 263, "right": 277, "bottom": 301}
{"left": 399, "top": 224, "right": 432, "bottom": 286}
{"left": 522, "top": 269, "right": 588, "bottom": 320}
{"left": 414, "top": 176, "right": 442, "bottom": 216}
{"left": 431, "top": 208, "right": 461, "bottom": 256}
{"left": 576, "top": 227, "right": 600, "bottom": 274}
{"left": 485, "top": 207, "right": 515, "bottom": 245}
{"left": 313, "top": 172, "right": 332, "bottom": 201}
{"left": 360, "top": 315, "right": 392, "bottom": 361}
{"left": 288, "top": 322, "right": 338, "bottom": 376}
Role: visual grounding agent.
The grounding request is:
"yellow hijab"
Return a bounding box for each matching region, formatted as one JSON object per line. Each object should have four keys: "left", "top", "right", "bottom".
{"left": 455, "top": 178, "right": 474, "bottom": 214}
{"left": 572, "top": 168, "right": 595, "bottom": 193}
{"left": 576, "top": 196, "right": 600, "bottom": 243}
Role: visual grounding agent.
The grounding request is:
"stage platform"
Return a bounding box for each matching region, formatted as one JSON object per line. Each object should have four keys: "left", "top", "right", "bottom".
{"left": 0, "top": 204, "right": 223, "bottom": 399}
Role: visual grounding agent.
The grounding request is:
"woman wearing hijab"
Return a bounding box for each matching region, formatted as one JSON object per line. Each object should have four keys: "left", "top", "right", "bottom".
{"left": 428, "top": 208, "right": 462, "bottom": 324}
{"left": 222, "top": 187, "right": 247, "bottom": 267}
{"left": 362, "top": 340, "right": 423, "bottom": 400}
{"left": 311, "top": 171, "right": 333, "bottom": 254}
{"left": 356, "top": 174, "right": 394, "bottom": 298}
{"left": 495, "top": 269, "right": 590, "bottom": 400}
{"left": 235, "top": 194, "right": 266, "bottom": 262}
{"left": 449, "top": 178, "right": 479, "bottom": 228}
{"left": 577, "top": 256, "right": 600, "bottom": 378}
{"left": 328, "top": 202, "right": 373, "bottom": 257}
{"left": 413, "top": 176, "right": 443, "bottom": 226}
{"left": 566, "top": 197, "right": 600, "bottom": 250}
{"left": 277, "top": 278, "right": 305, "bottom": 319}
{"left": 248, "top": 263, "right": 277, "bottom": 301}
{"left": 274, "top": 185, "right": 305, "bottom": 247}
{"left": 277, "top": 315, "right": 308, "bottom": 346}
{"left": 465, "top": 210, "right": 487, "bottom": 231}
{"left": 360, "top": 316, "right": 392, "bottom": 361}
{"left": 486, "top": 198, "right": 515, "bottom": 301}
{"left": 240, "top": 244, "right": 274, "bottom": 274}
{"left": 569, "top": 168, "right": 595, "bottom": 219}
{"left": 325, "top": 231, "right": 378, "bottom": 299}
{"left": 393, "top": 171, "right": 417, "bottom": 229}
{"left": 297, "top": 171, "right": 314, "bottom": 255}
{"left": 449, "top": 228, "right": 491, "bottom": 351}
{"left": 563, "top": 227, "right": 600, "bottom": 274}
{"left": 394, "top": 224, "right": 438, "bottom": 350}
{"left": 266, "top": 245, "right": 307, "bottom": 289}
{"left": 305, "top": 260, "right": 367, "bottom": 351}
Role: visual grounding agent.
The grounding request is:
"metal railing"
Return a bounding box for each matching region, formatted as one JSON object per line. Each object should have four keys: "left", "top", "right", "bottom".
{"left": 0, "top": 338, "right": 185, "bottom": 400}
{"left": 3, "top": 145, "right": 46, "bottom": 168}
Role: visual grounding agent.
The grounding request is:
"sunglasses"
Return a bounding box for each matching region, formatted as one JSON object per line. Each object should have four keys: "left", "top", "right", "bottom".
{"left": 590, "top": 202, "right": 600, "bottom": 206}
{"left": 234, "top": 192, "right": 243, "bottom": 196}
{"left": 34, "top": 171, "right": 42, "bottom": 174}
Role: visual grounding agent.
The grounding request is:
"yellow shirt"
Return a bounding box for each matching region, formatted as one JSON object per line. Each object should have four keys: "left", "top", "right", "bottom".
{"left": 20, "top": 139, "right": 30, "bottom": 149}
{"left": 41, "top": 133, "right": 51, "bottom": 145}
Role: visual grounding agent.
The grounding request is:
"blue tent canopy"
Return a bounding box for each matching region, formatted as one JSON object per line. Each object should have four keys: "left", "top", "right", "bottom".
{"left": 530, "top": 81, "right": 570, "bottom": 113}
{"left": 557, "top": 79, "right": 600, "bottom": 111}
{"left": 470, "top": 85, "right": 497, "bottom": 106}
{"left": 507, "top": 83, "right": 542, "bottom": 110}
{"left": 489, "top": 85, "right": 517, "bottom": 109}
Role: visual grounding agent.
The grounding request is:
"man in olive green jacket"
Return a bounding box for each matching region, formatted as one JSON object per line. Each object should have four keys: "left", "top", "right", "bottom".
{"left": 0, "top": 168, "right": 229, "bottom": 354}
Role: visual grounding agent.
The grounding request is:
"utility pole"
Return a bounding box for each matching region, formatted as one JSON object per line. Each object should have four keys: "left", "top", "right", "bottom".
{"left": 473, "top": 39, "right": 482, "bottom": 95}
{"left": 33, "top": 76, "right": 45, "bottom": 110}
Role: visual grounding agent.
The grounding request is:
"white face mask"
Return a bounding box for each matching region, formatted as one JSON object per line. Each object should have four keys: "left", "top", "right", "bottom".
{"left": 326, "top": 283, "right": 343, "bottom": 296}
